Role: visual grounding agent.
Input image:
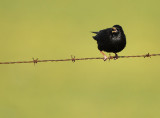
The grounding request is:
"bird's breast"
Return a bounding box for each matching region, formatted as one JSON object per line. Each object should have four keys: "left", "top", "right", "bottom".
{"left": 101, "top": 33, "right": 126, "bottom": 53}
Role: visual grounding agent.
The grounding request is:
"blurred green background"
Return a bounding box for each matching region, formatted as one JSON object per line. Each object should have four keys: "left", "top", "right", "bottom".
{"left": 0, "top": 0, "right": 160, "bottom": 118}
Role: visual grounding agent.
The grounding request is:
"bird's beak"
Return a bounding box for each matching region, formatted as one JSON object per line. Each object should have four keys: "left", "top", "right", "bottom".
{"left": 112, "top": 27, "right": 117, "bottom": 33}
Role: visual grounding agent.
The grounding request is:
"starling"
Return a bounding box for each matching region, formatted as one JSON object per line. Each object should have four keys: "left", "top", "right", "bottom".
{"left": 92, "top": 25, "right": 126, "bottom": 61}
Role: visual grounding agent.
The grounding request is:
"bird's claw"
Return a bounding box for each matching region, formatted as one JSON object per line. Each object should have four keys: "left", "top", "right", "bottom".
{"left": 114, "top": 53, "right": 118, "bottom": 60}
{"left": 103, "top": 56, "right": 107, "bottom": 61}
{"left": 113, "top": 57, "right": 118, "bottom": 60}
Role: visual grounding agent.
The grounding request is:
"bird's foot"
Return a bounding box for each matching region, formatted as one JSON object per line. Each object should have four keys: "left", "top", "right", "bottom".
{"left": 104, "top": 56, "right": 108, "bottom": 61}
{"left": 100, "top": 51, "right": 108, "bottom": 61}
{"left": 114, "top": 53, "right": 118, "bottom": 60}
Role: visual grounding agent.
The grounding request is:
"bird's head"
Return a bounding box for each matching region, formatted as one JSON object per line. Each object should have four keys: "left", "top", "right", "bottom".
{"left": 112, "top": 25, "right": 123, "bottom": 34}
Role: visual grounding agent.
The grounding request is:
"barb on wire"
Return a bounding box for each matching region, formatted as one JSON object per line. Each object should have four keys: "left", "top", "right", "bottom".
{"left": 0, "top": 53, "right": 160, "bottom": 64}
{"left": 32, "top": 58, "right": 38, "bottom": 65}
{"left": 71, "top": 55, "right": 76, "bottom": 63}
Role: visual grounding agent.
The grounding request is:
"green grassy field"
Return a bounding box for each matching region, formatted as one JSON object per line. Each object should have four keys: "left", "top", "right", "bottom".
{"left": 0, "top": 0, "right": 160, "bottom": 118}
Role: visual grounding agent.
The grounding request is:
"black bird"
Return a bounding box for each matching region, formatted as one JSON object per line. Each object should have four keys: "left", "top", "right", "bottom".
{"left": 92, "top": 25, "right": 126, "bottom": 60}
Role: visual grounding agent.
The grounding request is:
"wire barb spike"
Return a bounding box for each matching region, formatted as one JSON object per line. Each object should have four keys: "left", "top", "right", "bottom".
{"left": 71, "top": 55, "right": 76, "bottom": 63}
{"left": 32, "top": 58, "right": 38, "bottom": 65}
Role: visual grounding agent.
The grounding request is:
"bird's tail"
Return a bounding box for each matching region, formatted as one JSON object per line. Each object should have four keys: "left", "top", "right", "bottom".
{"left": 91, "top": 31, "right": 98, "bottom": 40}
{"left": 91, "top": 31, "right": 98, "bottom": 34}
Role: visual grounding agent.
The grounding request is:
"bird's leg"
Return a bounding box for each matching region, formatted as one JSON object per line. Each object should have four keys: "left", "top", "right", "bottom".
{"left": 100, "top": 51, "right": 107, "bottom": 61}
{"left": 114, "top": 53, "right": 118, "bottom": 60}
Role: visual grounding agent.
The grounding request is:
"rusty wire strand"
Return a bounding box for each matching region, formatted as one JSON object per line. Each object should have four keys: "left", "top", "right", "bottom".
{"left": 0, "top": 53, "right": 160, "bottom": 64}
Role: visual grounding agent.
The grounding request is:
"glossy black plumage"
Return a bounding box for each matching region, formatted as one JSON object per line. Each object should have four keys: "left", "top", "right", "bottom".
{"left": 92, "top": 25, "right": 126, "bottom": 60}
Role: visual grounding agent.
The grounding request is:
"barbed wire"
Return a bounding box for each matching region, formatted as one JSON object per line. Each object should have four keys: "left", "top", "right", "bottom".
{"left": 0, "top": 53, "right": 159, "bottom": 65}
